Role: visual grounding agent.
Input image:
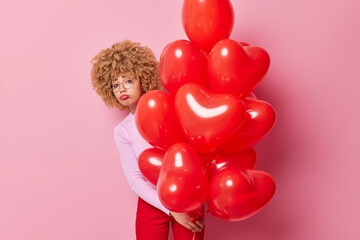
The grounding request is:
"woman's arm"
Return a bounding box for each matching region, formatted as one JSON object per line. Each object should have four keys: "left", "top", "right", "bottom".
{"left": 114, "top": 125, "right": 170, "bottom": 215}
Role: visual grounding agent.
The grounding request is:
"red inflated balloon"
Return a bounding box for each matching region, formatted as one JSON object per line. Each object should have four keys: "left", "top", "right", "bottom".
{"left": 157, "top": 143, "right": 209, "bottom": 212}
{"left": 244, "top": 92, "right": 257, "bottom": 100}
{"left": 160, "top": 42, "right": 171, "bottom": 63}
{"left": 160, "top": 40, "right": 208, "bottom": 95}
{"left": 138, "top": 148, "right": 165, "bottom": 186}
{"left": 182, "top": 0, "right": 234, "bottom": 52}
{"left": 220, "top": 99, "right": 276, "bottom": 153}
{"left": 175, "top": 83, "right": 246, "bottom": 153}
{"left": 135, "top": 90, "right": 187, "bottom": 151}
{"left": 239, "top": 42, "right": 260, "bottom": 99}
{"left": 239, "top": 41, "right": 250, "bottom": 47}
{"left": 204, "top": 148, "right": 257, "bottom": 180}
{"left": 208, "top": 168, "right": 276, "bottom": 221}
{"left": 208, "top": 39, "right": 270, "bottom": 97}
{"left": 200, "top": 49, "right": 209, "bottom": 60}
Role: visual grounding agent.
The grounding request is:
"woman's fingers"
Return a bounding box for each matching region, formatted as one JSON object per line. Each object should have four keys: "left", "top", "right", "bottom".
{"left": 185, "top": 223, "right": 194, "bottom": 232}
{"left": 195, "top": 220, "right": 204, "bottom": 229}
{"left": 188, "top": 221, "right": 202, "bottom": 232}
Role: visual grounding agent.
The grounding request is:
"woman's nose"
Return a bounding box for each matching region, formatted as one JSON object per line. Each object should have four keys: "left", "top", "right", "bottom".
{"left": 119, "top": 84, "right": 126, "bottom": 93}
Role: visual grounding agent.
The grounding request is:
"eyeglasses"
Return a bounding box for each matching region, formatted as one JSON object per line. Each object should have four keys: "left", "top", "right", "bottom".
{"left": 110, "top": 78, "right": 135, "bottom": 92}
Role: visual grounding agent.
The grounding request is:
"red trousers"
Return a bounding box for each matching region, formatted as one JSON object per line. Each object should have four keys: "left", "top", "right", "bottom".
{"left": 136, "top": 197, "right": 205, "bottom": 240}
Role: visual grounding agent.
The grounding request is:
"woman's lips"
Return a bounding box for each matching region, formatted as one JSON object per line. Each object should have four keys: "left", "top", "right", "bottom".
{"left": 120, "top": 95, "right": 129, "bottom": 100}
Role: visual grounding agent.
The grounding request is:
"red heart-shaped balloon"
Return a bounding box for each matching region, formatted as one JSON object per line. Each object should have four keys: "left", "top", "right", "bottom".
{"left": 208, "top": 168, "right": 276, "bottom": 221}
{"left": 244, "top": 92, "right": 257, "bottom": 101}
{"left": 208, "top": 39, "right": 270, "bottom": 97}
{"left": 204, "top": 148, "right": 257, "bottom": 180}
{"left": 182, "top": 0, "right": 234, "bottom": 52}
{"left": 220, "top": 99, "right": 276, "bottom": 152}
{"left": 138, "top": 148, "right": 165, "bottom": 186}
{"left": 157, "top": 143, "right": 209, "bottom": 212}
{"left": 175, "top": 83, "right": 246, "bottom": 153}
{"left": 160, "top": 40, "right": 208, "bottom": 95}
{"left": 135, "top": 90, "right": 187, "bottom": 151}
{"left": 239, "top": 41, "right": 250, "bottom": 47}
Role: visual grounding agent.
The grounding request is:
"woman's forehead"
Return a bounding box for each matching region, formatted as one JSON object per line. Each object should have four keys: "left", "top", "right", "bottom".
{"left": 113, "top": 72, "right": 132, "bottom": 82}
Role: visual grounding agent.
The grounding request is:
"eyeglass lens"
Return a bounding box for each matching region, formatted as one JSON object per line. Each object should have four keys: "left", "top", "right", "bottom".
{"left": 111, "top": 78, "right": 134, "bottom": 92}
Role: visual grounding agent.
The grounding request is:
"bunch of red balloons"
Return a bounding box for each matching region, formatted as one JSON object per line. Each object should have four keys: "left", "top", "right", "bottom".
{"left": 136, "top": 0, "right": 276, "bottom": 221}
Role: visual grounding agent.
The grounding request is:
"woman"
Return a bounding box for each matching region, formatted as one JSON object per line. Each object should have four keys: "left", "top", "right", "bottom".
{"left": 90, "top": 40, "right": 205, "bottom": 240}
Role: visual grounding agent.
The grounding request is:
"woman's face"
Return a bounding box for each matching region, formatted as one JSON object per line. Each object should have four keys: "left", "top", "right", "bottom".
{"left": 111, "top": 73, "right": 143, "bottom": 114}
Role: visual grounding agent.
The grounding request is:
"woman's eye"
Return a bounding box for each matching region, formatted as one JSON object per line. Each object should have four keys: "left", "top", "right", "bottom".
{"left": 114, "top": 84, "right": 119, "bottom": 88}
{"left": 126, "top": 79, "right": 133, "bottom": 84}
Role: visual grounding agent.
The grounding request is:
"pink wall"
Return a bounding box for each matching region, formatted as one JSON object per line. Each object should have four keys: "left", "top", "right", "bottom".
{"left": 1, "top": 0, "right": 359, "bottom": 239}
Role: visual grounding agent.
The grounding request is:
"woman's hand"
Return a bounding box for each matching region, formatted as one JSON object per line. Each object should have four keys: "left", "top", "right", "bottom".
{"left": 170, "top": 211, "right": 205, "bottom": 232}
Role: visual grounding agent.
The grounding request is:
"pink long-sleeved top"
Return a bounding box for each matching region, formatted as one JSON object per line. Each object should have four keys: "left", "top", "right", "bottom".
{"left": 113, "top": 112, "right": 170, "bottom": 215}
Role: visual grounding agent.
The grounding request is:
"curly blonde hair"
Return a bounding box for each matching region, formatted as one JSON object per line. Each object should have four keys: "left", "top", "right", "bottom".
{"left": 90, "top": 40, "right": 163, "bottom": 110}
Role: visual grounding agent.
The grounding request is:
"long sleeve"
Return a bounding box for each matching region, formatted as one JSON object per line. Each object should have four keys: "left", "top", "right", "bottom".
{"left": 114, "top": 124, "right": 170, "bottom": 215}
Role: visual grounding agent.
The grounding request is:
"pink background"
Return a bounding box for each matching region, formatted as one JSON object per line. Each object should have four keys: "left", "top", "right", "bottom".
{"left": 1, "top": 0, "right": 359, "bottom": 239}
